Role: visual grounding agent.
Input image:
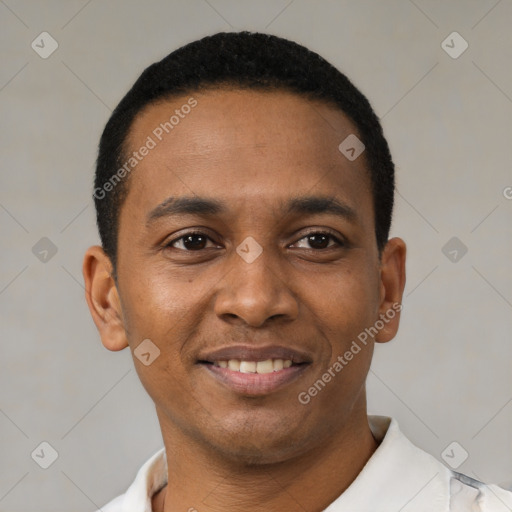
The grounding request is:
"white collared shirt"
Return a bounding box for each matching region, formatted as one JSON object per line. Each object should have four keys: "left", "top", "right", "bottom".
{"left": 97, "top": 416, "right": 512, "bottom": 511}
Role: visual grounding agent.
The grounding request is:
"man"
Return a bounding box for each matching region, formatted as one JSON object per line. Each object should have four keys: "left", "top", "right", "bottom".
{"left": 83, "top": 32, "right": 512, "bottom": 511}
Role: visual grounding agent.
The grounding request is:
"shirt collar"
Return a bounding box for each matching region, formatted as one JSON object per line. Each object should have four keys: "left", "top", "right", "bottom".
{"left": 120, "top": 444, "right": 167, "bottom": 512}
{"left": 118, "top": 415, "right": 452, "bottom": 512}
{"left": 325, "top": 415, "right": 451, "bottom": 511}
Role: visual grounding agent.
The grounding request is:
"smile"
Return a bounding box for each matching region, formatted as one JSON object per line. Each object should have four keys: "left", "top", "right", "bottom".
{"left": 197, "top": 345, "right": 312, "bottom": 395}
{"left": 213, "top": 359, "right": 293, "bottom": 373}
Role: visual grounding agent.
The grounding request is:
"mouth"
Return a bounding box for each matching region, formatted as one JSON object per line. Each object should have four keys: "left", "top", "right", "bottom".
{"left": 209, "top": 358, "right": 294, "bottom": 373}
{"left": 197, "top": 345, "right": 312, "bottom": 396}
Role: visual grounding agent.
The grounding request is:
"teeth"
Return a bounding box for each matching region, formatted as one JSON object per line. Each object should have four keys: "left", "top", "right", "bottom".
{"left": 240, "top": 361, "right": 257, "bottom": 373}
{"left": 228, "top": 359, "right": 240, "bottom": 371}
{"left": 214, "top": 359, "right": 293, "bottom": 373}
{"left": 273, "top": 359, "right": 284, "bottom": 371}
{"left": 256, "top": 359, "right": 274, "bottom": 374}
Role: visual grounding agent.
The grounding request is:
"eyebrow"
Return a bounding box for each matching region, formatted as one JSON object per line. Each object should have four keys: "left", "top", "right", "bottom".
{"left": 285, "top": 195, "right": 357, "bottom": 223}
{"left": 146, "top": 196, "right": 224, "bottom": 226}
{"left": 146, "top": 194, "right": 357, "bottom": 226}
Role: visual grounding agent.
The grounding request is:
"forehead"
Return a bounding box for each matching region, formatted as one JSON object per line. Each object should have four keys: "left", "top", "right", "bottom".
{"left": 122, "top": 88, "right": 372, "bottom": 220}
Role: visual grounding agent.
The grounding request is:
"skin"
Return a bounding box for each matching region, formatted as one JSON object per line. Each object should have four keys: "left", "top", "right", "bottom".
{"left": 83, "top": 89, "right": 406, "bottom": 512}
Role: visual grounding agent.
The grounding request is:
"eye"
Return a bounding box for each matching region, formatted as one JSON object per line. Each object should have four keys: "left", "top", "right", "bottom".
{"left": 167, "top": 232, "right": 218, "bottom": 251}
{"left": 292, "top": 231, "right": 344, "bottom": 250}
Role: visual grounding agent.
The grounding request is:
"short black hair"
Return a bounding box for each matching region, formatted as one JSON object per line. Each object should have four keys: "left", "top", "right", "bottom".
{"left": 94, "top": 31, "right": 395, "bottom": 275}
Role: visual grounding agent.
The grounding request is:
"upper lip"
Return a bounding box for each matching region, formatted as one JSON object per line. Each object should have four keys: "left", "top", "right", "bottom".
{"left": 197, "top": 345, "right": 312, "bottom": 364}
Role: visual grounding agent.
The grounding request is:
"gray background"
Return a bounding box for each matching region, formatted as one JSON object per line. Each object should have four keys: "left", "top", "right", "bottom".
{"left": 1, "top": 1, "right": 511, "bottom": 510}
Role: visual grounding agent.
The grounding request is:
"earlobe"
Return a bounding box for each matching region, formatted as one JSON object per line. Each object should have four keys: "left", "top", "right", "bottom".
{"left": 375, "top": 237, "right": 406, "bottom": 343}
{"left": 82, "top": 246, "right": 129, "bottom": 351}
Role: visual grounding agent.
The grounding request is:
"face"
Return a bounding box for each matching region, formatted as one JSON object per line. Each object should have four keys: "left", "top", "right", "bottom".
{"left": 84, "top": 89, "right": 405, "bottom": 465}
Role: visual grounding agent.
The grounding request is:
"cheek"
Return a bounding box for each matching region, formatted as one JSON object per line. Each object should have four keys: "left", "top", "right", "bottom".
{"left": 300, "top": 270, "right": 378, "bottom": 412}
{"left": 307, "top": 261, "right": 380, "bottom": 338}
{"left": 121, "top": 268, "right": 198, "bottom": 341}
{"left": 117, "top": 273, "right": 196, "bottom": 395}
{"left": 122, "top": 279, "right": 197, "bottom": 415}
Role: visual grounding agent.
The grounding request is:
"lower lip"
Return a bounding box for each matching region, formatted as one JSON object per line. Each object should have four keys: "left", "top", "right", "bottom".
{"left": 201, "top": 363, "right": 309, "bottom": 396}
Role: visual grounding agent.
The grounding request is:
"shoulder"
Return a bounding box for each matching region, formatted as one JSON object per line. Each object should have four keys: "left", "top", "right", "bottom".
{"left": 450, "top": 471, "right": 512, "bottom": 511}
{"left": 93, "top": 492, "right": 125, "bottom": 512}
{"left": 368, "top": 416, "right": 512, "bottom": 512}
{"left": 94, "top": 447, "right": 167, "bottom": 512}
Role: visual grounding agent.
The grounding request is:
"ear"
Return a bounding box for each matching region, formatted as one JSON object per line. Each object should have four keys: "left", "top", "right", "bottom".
{"left": 375, "top": 237, "right": 406, "bottom": 343}
{"left": 82, "top": 245, "right": 128, "bottom": 351}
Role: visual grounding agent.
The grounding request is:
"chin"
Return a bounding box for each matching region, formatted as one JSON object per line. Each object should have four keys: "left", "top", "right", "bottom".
{"left": 213, "top": 439, "right": 305, "bottom": 466}
{"left": 203, "top": 418, "right": 315, "bottom": 466}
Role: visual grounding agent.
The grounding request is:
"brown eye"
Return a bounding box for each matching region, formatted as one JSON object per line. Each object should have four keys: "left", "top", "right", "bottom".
{"left": 168, "top": 232, "right": 215, "bottom": 251}
{"left": 293, "top": 232, "right": 343, "bottom": 250}
{"left": 306, "top": 234, "right": 331, "bottom": 249}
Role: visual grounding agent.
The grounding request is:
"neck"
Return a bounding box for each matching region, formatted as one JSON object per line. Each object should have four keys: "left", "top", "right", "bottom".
{"left": 152, "top": 406, "right": 379, "bottom": 512}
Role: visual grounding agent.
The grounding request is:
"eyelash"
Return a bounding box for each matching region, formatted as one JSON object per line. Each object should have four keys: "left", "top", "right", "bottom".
{"left": 165, "top": 230, "right": 345, "bottom": 251}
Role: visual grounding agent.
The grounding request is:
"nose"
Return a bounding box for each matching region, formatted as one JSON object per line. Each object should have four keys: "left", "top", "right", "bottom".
{"left": 213, "top": 247, "right": 299, "bottom": 328}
